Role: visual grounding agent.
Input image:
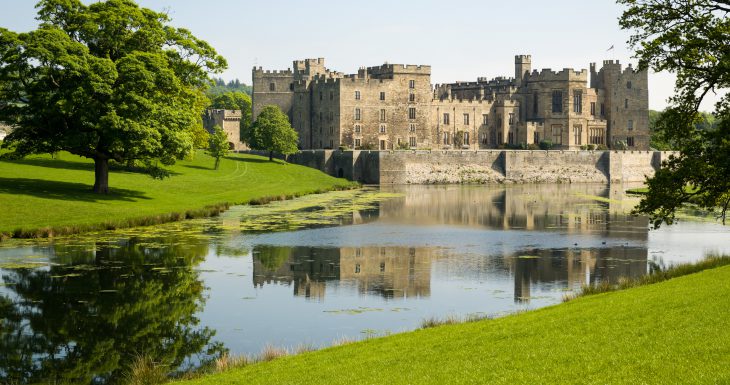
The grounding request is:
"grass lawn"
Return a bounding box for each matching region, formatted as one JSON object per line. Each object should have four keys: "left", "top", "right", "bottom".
{"left": 0, "top": 151, "right": 354, "bottom": 237}
{"left": 180, "top": 265, "right": 730, "bottom": 385}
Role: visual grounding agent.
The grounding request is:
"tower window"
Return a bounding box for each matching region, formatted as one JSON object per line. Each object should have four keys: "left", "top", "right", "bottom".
{"left": 380, "top": 109, "right": 386, "bottom": 122}
{"left": 443, "top": 113, "right": 450, "bottom": 125}
{"left": 355, "top": 90, "right": 360, "bottom": 100}
{"left": 269, "top": 82, "right": 276, "bottom": 91}
{"left": 590, "top": 102, "right": 596, "bottom": 116}
{"left": 627, "top": 81, "right": 632, "bottom": 89}
{"left": 354, "top": 108, "right": 361, "bottom": 121}
{"left": 409, "top": 80, "right": 415, "bottom": 89}
{"left": 409, "top": 93, "right": 415, "bottom": 102}
{"left": 552, "top": 90, "right": 563, "bottom": 113}
{"left": 482, "top": 114, "right": 488, "bottom": 125}
{"left": 573, "top": 91, "right": 582, "bottom": 113}
{"left": 463, "top": 113, "right": 470, "bottom": 125}
{"left": 409, "top": 107, "right": 416, "bottom": 120}
{"left": 380, "top": 92, "right": 386, "bottom": 101}
{"left": 628, "top": 120, "right": 634, "bottom": 131}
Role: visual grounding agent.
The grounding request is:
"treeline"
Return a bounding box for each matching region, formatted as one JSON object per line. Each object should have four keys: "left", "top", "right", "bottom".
{"left": 208, "top": 77, "right": 252, "bottom": 96}
{"left": 649, "top": 110, "right": 718, "bottom": 151}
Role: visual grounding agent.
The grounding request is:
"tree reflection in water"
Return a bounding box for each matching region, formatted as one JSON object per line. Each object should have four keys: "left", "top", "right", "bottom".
{"left": 0, "top": 235, "right": 225, "bottom": 385}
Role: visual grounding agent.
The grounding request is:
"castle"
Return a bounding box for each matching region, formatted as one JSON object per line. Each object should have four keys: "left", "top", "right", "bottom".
{"left": 252, "top": 56, "right": 649, "bottom": 150}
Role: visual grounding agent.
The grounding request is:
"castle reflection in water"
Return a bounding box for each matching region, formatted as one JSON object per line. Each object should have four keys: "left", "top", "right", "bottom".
{"left": 251, "top": 184, "right": 649, "bottom": 303}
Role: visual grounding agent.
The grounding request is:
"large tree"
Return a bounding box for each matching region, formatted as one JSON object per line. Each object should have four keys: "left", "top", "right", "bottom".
{"left": 0, "top": 0, "right": 227, "bottom": 193}
{"left": 619, "top": 0, "right": 730, "bottom": 226}
{"left": 248, "top": 105, "right": 298, "bottom": 161}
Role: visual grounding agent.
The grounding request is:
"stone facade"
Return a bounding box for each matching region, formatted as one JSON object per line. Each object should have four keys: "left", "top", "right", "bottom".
{"left": 253, "top": 56, "right": 649, "bottom": 150}
{"left": 202, "top": 109, "right": 247, "bottom": 151}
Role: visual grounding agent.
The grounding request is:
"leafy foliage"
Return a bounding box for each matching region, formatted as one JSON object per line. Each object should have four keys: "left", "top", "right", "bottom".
{"left": 0, "top": 0, "right": 226, "bottom": 193}
{"left": 206, "top": 125, "right": 229, "bottom": 169}
{"left": 619, "top": 0, "right": 730, "bottom": 226}
{"left": 247, "top": 105, "right": 298, "bottom": 160}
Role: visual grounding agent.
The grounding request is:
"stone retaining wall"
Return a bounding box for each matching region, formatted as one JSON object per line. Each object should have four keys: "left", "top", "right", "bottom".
{"left": 243, "top": 150, "right": 678, "bottom": 185}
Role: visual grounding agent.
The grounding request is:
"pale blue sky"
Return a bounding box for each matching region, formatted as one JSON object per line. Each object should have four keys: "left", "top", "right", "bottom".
{"left": 0, "top": 0, "right": 721, "bottom": 110}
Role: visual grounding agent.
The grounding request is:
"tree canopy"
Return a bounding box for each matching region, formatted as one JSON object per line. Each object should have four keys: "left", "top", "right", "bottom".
{"left": 248, "top": 105, "right": 298, "bottom": 161}
{"left": 619, "top": 0, "right": 730, "bottom": 226}
{"left": 0, "top": 0, "right": 227, "bottom": 193}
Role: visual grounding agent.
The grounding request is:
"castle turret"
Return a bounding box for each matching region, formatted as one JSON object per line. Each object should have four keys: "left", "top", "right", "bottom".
{"left": 515, "top": 55, "right": 532, "bottom": 86}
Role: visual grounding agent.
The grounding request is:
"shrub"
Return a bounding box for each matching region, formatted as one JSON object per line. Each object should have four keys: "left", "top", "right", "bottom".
{"left": 539, "top": 140, "right": 553, "bottom": 150}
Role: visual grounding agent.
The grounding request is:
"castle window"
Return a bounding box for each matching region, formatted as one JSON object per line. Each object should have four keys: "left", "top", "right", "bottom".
{"left": 379, "top": 124, "right": 386, "bottom": 133}
{"left": 463, "top": 113, "right": 470, "bottom": 125}
{"left": 409, "top": 80, "right": 415, "bottom": 89}
{"left": 590, "top": 102, "right": 596, "bottom": 116}
{"left": 355, "top": 124, "right": 361, "bottom": 133}
{"left": 409, "top": 107, "right": 416, "bottom": 120}
{"left": 625, "top": 99, "right": 628, "bottom": 109}
{"left": 329, "top": 91, "right": 334, "bottom": 100}
{"left": 380, "top": 140, "right": 386, "bottom": 150}
{"left": 329, "top": 126, "right": 334, "bottom": 135}
{"left": 464, "top": 132, "right": 470, "bottom": 145}
{"left": 628, "top": 119, "right": 634, "bottom": 131}
{"left": 600, "top": 103, "right": 605, "bottom": 116}
{"left": 481, "top": 132, "right": 488, "bottom": 144}
{"left": 552, "top": 90, "right": 563, "bottom": 113}
{"left": 551, "top": 124, "right": 563, "bottom": 145}
{"left": 574, "top": 125, "right": 582, "bottom": 145}
{"left": 380, "top": 91, "right": 386, "bottom": 101}
{"left": 533, "top": 92, "right": 539, "bottom": 115}
{"left": 443, "top": 113, "right": 450, "bottom": 125}
{"left": 354, "top": 108, "right": 361, "bottom": 121}
{"left": 482, "top": 114, "right": 488, "bottom": 125}
{"left": 355, "top": 90, "right": 361, "bottom": 100}
{"left": 409, "top": 123, "right": 416, "bottom": 132}
{"left": 329, "top": 111, "right": 333, "bottom": 122}
{"left": 627, "top": 81, "right": 632, "bottom": 89}
{"left": 329, "top": 139, "right": 334, "bottom": 148}
{"left": 380, "top": 109, "right": 386, "bottom": 122}
{"left": 443, "top": 132, "right": 450, "bottom": 145}
{"left": 289, "top": 83, "right": 294, "bottom": 91}
{"left": 534, "top": 131, "right": 540, "bottom": 144}
{"left": 409, "top": 136, "right": 416, "bottom": 147}
{"left": 508, "top": 132, "right": 514, "bottom": 144}
{"left": 627, "top": 136, "right": 635, "bottom": 147}
{"left": 409, "top": 93, "right": 415, "bottom": 102}
{"left": 573, "top": 91, "right": 582, "bottom": 114}
{"left": 508, "top": 113, "right": 514, "bottom": 125}
{"left": 319, "top": 92, "right": 322, "bottom": 101}
{"left": 355, "top": 138, "right": 361, "bottom": 147}
{"left": 269, "top": 82, "right": 276, "bottom": 91}
{"left": 355, "top": 264, "right": 360, "bottom": 274}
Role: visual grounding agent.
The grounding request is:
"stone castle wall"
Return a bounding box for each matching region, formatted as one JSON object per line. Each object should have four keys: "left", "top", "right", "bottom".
{"left": 248, "top": 150, "right": 677, "bottom": 185}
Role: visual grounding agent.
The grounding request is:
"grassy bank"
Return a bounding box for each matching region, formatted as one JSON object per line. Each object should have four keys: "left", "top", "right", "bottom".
{"left": 179, "top": 264, "right": 730, "bottom": 384}
{"left": 0, "top": 151, "right": 355, "bottom": 238}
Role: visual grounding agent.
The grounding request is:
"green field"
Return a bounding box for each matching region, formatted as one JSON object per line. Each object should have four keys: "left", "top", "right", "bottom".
{"left": 180, "top": 265, "right": 730, "bottom": 385}
{"left": 0, "top": 151, "right": 354, "bottom": 237}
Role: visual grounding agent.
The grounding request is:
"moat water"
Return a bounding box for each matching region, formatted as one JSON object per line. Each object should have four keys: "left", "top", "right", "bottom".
{"left": 1, "top": 184, "right": 729, "bottom": 384}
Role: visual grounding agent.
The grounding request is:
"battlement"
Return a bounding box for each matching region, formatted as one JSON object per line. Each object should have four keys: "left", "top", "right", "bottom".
{"left": 515, "top": 55, "right": 532, "bottom": 63}
{"left": 293, "top": 58, "right": 325, "bottom": 66}
{"left": 366, "top": 63, "right": 431, "bottom": 77}
{"left": 252, "top": 67, "right": 294, "bottom": 77}
{"left": 435, "top": 96, "right": 494, "bottom": 105}
{"left": 206, "top": 109, "right": 242, "bottom": 119}
{"left": 525, "top": 68, "right": 588, "bottom": 82}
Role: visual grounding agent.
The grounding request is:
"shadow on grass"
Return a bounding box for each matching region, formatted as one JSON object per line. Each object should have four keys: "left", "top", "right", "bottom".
{"left": 183, "top": 164, "right": 214, "bottom": 170}
{"left": 7, "top": 158, "right": 94, "bottom": 171}
{"left": 4, "top": 157, "right": 181, "bottom": 176}
{"left": 0, "top": 177, "right": 150, "bottom": 202}
{"left": 226, "top": 155, "right": 283, "bottom": 164}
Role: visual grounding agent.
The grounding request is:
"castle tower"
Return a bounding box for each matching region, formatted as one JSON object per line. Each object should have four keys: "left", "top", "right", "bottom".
{"left": 515, "top": 55, "right": 532, "bottom": 86}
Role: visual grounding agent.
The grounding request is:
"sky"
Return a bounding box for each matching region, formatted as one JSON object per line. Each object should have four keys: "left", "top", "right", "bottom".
{"left": 0, "top": 0, "right": 723, "bottom": 111}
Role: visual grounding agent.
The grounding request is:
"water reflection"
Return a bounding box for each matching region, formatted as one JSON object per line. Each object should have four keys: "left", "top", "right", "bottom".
{"left": 0, "top": 235, "right": 224, "bottom": 385}
{"left": 1, "top": 184, "right": 728, "bottom": 384}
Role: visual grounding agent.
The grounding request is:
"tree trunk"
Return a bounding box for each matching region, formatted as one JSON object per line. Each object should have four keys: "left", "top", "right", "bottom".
{"left": 214, "top": 156, "right": 220, "bottom": 170}
{"left": 269, "top": 151, "right": 273, "bottom": 161}
{"left": 93, "top": 157, "right": 110, "bottom": 194}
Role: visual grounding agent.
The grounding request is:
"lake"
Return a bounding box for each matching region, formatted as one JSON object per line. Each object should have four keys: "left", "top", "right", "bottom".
{"left": 1, "top": 184, "right": 728, "bottom": 384}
